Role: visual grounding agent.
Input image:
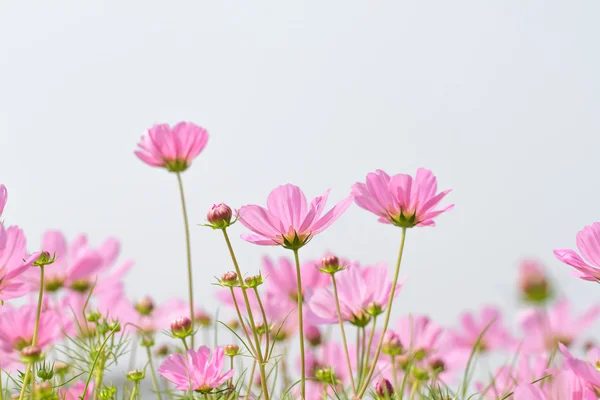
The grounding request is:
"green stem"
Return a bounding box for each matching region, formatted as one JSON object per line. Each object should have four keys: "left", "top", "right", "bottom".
{"left": 18, "top": 265, "right": 46, "bottom": 400}
{"left": 176, "top": 172, "right": 195, "bottom": 349}
{"left": 229, "top": 356, "right": 234, "bottom": 386}
{"left": 221, "top": 228, "right": 270, "bottom": 400}
{"left": 146, "top": 346, "right": 163, "bottom": 400}
{"left": 331, "top": 274, "right": 357, "bottom": 395}
{"left": 253, "top": 287, "right": 270, "bottom": 358}
{"left": 357, "top": 227, "right": 408, "bottom": 397}
{"left": 361, "top": 315, "right": 377, "bottom": 388}
{"left": 229, "top": 288, "right": 257, "bottom": 355}
{"left": 94, "top": 354, "right": 106, "bottom": 400}
{"left": 246, "top": 360, "right": 257, "bottom": 399}
{"left": 391, "top": 356, "right": 400, "bottom": 400}
{"left": 181, "top": 338, "right": 189, "bottom": 352}
{"left": 129, "top": 381, "right": 139, "bottom": 400}
{"left": 409, "top": 382, "right": 418, "bottom": 400}
{"left": 292, "top": 249, "right": 307, "bottom": 399}
{"left": 359, "top": 327, "right": 367, "bottom": 387}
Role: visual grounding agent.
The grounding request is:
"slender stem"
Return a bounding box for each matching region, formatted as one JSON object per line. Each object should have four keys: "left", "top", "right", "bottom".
{"left": 129, "top": 382, "right": 139, "bottom": 400}
{"left": 181, "top": 338, "right": 189, "bottom": 352}
{"left": 253, "top": 287, "right": 270, "bottom": 357}
{"left": 292, "top": 249, "right": 306, "bottom": 399}
{"left": 18, "top": 265, "right": 46, "bottom": 400}
{"left": 409, "top": 382, "right": 418, "bottom": 400}
{"left": 229, "top": 288, "right": 257, "bottom": 355}
{"left": 229, "top": 357, "right": 234, "bottom": 386}
{"left": 358, "top": 227, "right": 408, "bottom": 397}
{"left": 176, "top": 172, "right": 195, "bottom": 349}
{"left": 361, "top": 315, "right": 377, "bottom": 387}
{"left": 146, "top": 346, "right": 163, "bottom": 400}
{"left": 246, "top": 360, "right": 257, "bottom": 399}
{"left": 360, "top": 327, "right": 367, "bottom": 386}
{"left": 0, "top": 369, "right": 3, "bottom": 400}
{"left": 391, "top": 356, "right": 400, "bottom": 400}
{"left": 94, "top": 355, "right": 106, "bottom": 400}
{"left": 323, "top": 384, "right": 328, "bottom": 399}
{"left": 331, "top": 274, "right": 357, "bottom": 395}
{"left": 221, "top": 228, "right": 270, "bottom": 400}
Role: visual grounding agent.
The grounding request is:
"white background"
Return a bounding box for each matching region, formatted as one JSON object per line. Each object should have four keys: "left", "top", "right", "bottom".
{"left": 1, "top": 2, "right": 600, "bottom": 338}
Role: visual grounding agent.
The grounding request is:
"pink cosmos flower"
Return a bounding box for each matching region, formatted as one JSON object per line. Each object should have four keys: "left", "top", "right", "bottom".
{"left": 352, "top": 168, "right": 453, "bottom": 227}
{"left": 554, "top": 223, "right": 600, "bottom": 281}
{"left": 447, "top": 307, "right": 513, "bottom": 352}
{"left": 0, "top": 304, "right": 62, "bottom": 355}
{"left": 0, "top": 184, "right": 7, "bottom": 217}
{"left": 239, "top": 184, "right": 353, "bottom": 248}
{"left": 24, "top": 231, "right": 104, "bottom": 294}
{"left": 519, "top": 299, "right": 600, "bottom": 354}
{"left": 304, "top": 341, "right": 350, "bottom": 384}
{"left": 558, "top": 344, "right": 600, "bottom": 393}
{"left": 158, "top": 346, "right": 234, "bottom": 392}
{"left": 135, "top": 122, "right": 209, "bottom": 172}
{"left": 0, "top": 224, "right": 40, "bottom": 301}
{"left": 476, "top": 355, "right": 547, "bottom": 399}
{"left": 263, "top": 256, "right": 329, "bottom": 306}
{"left": 59, "top": 381, "right": 94, "bottom": 400}
{"left": 309, "top": 264, "right": 404, "bottom": 325}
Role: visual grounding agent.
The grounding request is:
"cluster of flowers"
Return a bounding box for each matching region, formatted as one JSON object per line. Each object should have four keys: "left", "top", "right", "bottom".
{"left": 1, "top": 121, "right": 600, "bottom": 400}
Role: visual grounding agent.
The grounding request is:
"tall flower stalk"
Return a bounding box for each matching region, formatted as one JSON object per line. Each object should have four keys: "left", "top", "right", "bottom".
{"left": 292, "top": 249, "right": 308, "bottom": 398}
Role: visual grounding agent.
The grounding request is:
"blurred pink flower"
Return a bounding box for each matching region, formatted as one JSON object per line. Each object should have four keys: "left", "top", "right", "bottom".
{"left": 0, "top": 304, "right": 61, "bottom": 354}
{"left": 518, "top": 259, "right": 552, "bottom": 303}
{"left": 554, "top": 223, "right": 600, "bottom": 282}
{"left": 158, "top": 346, "right": 234, "bottom": 392}
{"left": 263, "top": 256, "right": 329, "bottom": 306}
{"left": 476, "top": 355, "right": 547, "bottom": 399}
{"left": 0, "top": 184, "right": 7, "bottom": 217}
{"left": 397, "top": 315, "right": 444, "bottom": 355}
{"left": 0, "top": 224, "right": 40, "bottom": 301}
{"left": 352, "top": 168, "right": 453, "bottom": 227}
{"left": 304, "top": 341, "right": 350, "bottom": 384}
{"left": 309, "top": 264, "right": 403, "bottom": 325}
{"left": 59, "top": 381, "right": 94, "bottom": 400}
{"left": 135, "top": 122, "right": 209, "bottom": 172}
{"left": 447, "top": 306, "right": 513, "bottom": 352}
{"left": 558, "top": 343, "right": 600, "bottom": 392}
{"left": 519, "top": 299, "right": 600, "bottom": 354}
{"left": 239, "top": 184, "right": 353, "bottom": 248}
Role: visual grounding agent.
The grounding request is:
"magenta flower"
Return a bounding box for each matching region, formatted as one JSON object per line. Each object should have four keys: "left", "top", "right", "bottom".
{"left": 0, "top": 224, "right": 40, "bottom": 302}
{"left": 309, "top": 264, "right": 404, "bottom": 325}
{"left": 447, "top": 307, "right": 513, "bottom": 352}
{"left": 519, "top": 299, "right": 600, "bottom": 353}
{"left": 352, "top": 168, "right": 453, "bottom": 227}
{"left": 0, "top": 184, "right": 6, "bottom": 217}
{"left": 264, "top": 256, "right": 329, "bottom": 306}
{"left": 239, "top": 184, "right": 353, "bottom": 249}
{"left": 557, "top": 344, "right": 600, "bottom": 398}
{"left": 135, "top": 122, "right": 209, "bottom": 172}
{"left": 396, "top": 315, "right": 444, "bottom": 356}
{"left": 0, "top": 304, "right": 61, "bottom": 354}
{"left": 554, "top": 223, "right": 600, "bottom": 282}
{"left": 158, "top": 346, "right": 234, "bottom": 393}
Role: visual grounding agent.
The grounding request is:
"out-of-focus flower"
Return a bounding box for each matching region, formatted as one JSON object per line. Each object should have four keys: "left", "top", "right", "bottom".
{"left": 476, "top": 355, "right": 547, "bottom": 399}
{"left": 518, "top": 259, "right": 552, "bottom": 304}
{"left": 58, "top": 381, "right": 94, "bottom": 400}
{"left": 158, "top": 346, "right": 234, "bottom": 392}
{"left": 554, "top": 223, "right": 600, "bottom": 282}
{"left": 352, "top": 168, "right": 453, "bottom": 228}
{"left": 0, "top": 224, "right": 40, "bottom": 302}
{"left": 239, "top": 184, "right": 353, "bottom": 249}
{"left": 135, "top": 122, "right": 209, "bottom": 173}
{"left": 447, "top": 306, "right": 513, "bottom": 352}
{"left": 519, "top": 299, "right": 600, "bottom": 354}
{"left": 0, "top": 184, "right": 7, "bottom": 217}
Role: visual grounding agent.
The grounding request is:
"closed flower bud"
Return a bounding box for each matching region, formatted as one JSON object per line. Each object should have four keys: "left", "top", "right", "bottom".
{"left": 429, "top": 358, "right": 446, "bottom": 373}
{"left": 155, "top": 344, "right": 170, "bottom": 357}
{"left": 220, "top": 271, "right": 239, "bottom": 287}
{"left": 375, "top": 378, "right": 394, "bottom": 397}
{"left": 306, "top": 325, "right": 322, "bottom": 347}
{"left": 21, "top": 345, "right": 42, "bottom": 362}
{"left": 519, "top": 260, "right": 552, "bottom": 304}
{"left": 108, "top": 321, "right": 121, "bottom": 333}
{"left": 315, "top": 367, "right": 338, "bottom": 384}
{"left": 227, "top": 319, "right": 240, "bottom": 330}
{"left": 135, "top": 296, "right": 155, "bottom": 316}
{"left": 382, "top": 331, "right": 403, "bottom": 356}
{"left": 244, "top": 274, "right": 264, "bottom": 288}
{"left": 86, "top": 311, "right": 102, "bottom": 323}
{"left": 171, "top": 317, "right": 193, "bottom": 338}
{"left": 37, "top": 363, "right": 54, "bottom": 380}
{"left": 350, "top": 309, "right": 371, "bottom": 327}
{"left": 140, "top": 335, "right": 155, "bottom": 347}
{"left": 224, "top": 344, "right": 240, "bottom": 357}
{"left": 33, "top": 251, "right": 56, "bottom": 267}
{"left": 195, "top": 311, "right": 212, "bottom": 327}
{"left": 126, "top": 369, "right": 145, "bottom": 381}
{"left": 318, "top": 255, "right": 344, "bottom": 274}
{"left": 366, "top": 301, "right": 383, "bottom": 316}
{"left": 207, "top": 203, "right": 233, "bottom": 228}
{"left": 54, "top": 361, "right": 69, "bottom": 376}
{"left": 255, "top": 322, "right": 270, "bottom": 335}
{"left": 98, "top": 386, "right": 117, "bottom": 400}
{"left": 412, "top": 366, "right": 430, "bottom": 381}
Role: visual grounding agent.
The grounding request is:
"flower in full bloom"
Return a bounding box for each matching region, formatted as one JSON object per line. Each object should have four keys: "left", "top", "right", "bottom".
{"left": 352, "top": 168, "right": 453, "bottom": 227}
{"left": 0, "top": 184, "right": 7, "bottom": 217}
{"left": 158, "top": 346, "right": 234, "bottom": 393}
{"left": 239, "top": 184, "right": 353, "bottom": 249}
{"left": 135, "top": 122, "right": 209, "bottom": 173}
{"left": 519, "top": 299, "right": 600, "bottom": 354}
{"left": 447, "top": 306, "right": 513, "bottom": 353}
{"left": 554, "top": 223, "right": 600, "bottom": 282}
{"left": 309, "top": 264, "right": 404, "bottom": 325}
{"left": 0, "top": 224, "right": 40, "bottom": 302}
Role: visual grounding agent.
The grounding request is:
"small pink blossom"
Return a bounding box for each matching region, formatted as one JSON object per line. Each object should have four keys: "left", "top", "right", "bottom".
{"left": 0, "top": 224, "right": 40, "bottom": 301}
{"left": 554, "top": 223, "right": 600, "bottom": 281}
{"left": 135, "top": 122, "right": 209, "bottom": 172}
{"left": 447, "top": 306, "right": 513, "bottom": 352}
{"left": 158, "top": 346, "right": 234, "bottom": 392}
{"left": 59, "top": 381, "right": 94, "bottom": 400}
{"left": 239, "top": 184, "right": 353, "bottom": 248}
{"left": 0, "top": 304, "right": 62, "bottom": 355}
{"left": 352, "top": 168, "right": 453, "bottom": 227}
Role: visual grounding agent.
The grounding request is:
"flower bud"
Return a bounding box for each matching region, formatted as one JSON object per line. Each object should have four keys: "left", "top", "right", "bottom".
{"left": 366, "top": 301, "right": 383, "bottom": 316}
{"left": 171, "top": 317, "right": 193, "bottom": 338}
{"left": 220, "top": 271, "right": 239, "bottom": 287}
{"left": 126, "top": 369, "right": 145, "bottom": 381}
{"left": 224, "top": 344, "right": 240, "bottom": 357}
{"left": 108, "top": 320, "right": 121, "bottom": 333}
{"left": 318, "top": 255, "right": 344, "bottom": 274}
{"left": 54, "top": 361, "right": 69, "bottom": 376}
{"left": 255, "top": 322, "right": 270, "bottom": 335}
{"left": 33, "top": 251, "right": 56, "bottom": 267}
{"left": 135, "top": 296, "right": 155, "bottom": 316}
{"left": 382, "top": 331, "right": 403, "bottom": 356}
{"left": 244, "top": 273, "right": 264, "bottom": 288}
{"left": 429, "top": 358, "right": 446, "bottom": 373}
{"left": 86, "top": 311, "right": 102, "bottom": 323}
{"left": 98, "top": 386, "right": 117, "bottom": 400}
{"left": 37, "top": 363, "right": 54, "bottom": 381}
{"left": 140, "top": 335, "right": 155, "bottom": 347}
{"left": 350, "top": 309, "right": 371, "bottom": 327}
{"left": 195, "top": 310, "right": 212, "bottom": 327}
{"left": 207, "top": 203, "right": 233, "bottom": 228}
{"left": 306, "top": 325, "right": 322, "bottom": 347}
{"left": 21, "top": 345, "right": 42, "bottom": 363}
{"left": 412, "top": 366, "right": 430, "bottom": 381}
{"left": 519, "top": 260, "right": 552, "bottom": 304}
{"left": 70, "top": 278, "right": 91, "bottom": 293}
{"left": 315, "top": 367, "right": 338, "bottom": 384}
{"left": 227, "top": 319, "right": 240, "bottom": 330}
{"left": 375, "top": 378, "right": 394, "bottom": 397}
